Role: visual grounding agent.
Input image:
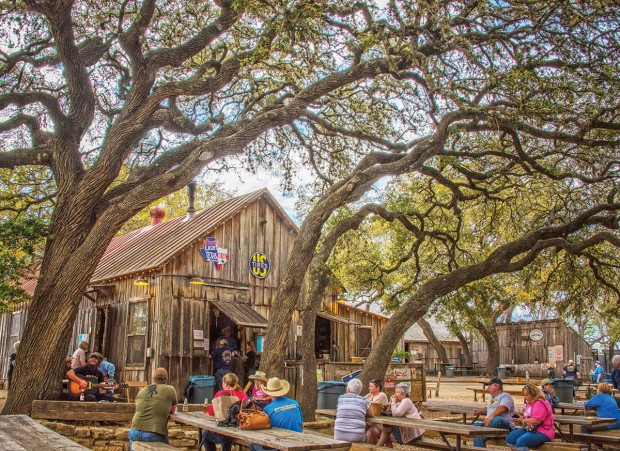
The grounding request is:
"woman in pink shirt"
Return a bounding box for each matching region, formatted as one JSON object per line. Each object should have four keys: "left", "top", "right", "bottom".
{"left": 507, "top": 383, "right": 554, "bottom": 451}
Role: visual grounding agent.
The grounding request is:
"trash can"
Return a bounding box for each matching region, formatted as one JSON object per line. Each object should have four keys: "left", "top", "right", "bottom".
{"left": 187, "top": 375, "right": 216, "bottom": 404}
{"left": 554, "top": 379, "right": 574, "bottom": 403}
{"left": 317, "top": 380, "right": 347, "bottom": 409}
{"left": 497, "top": 366, "right": 507, "bottom": 379}
{"left": 445, "top": 364, "right": 454, "bottom": 378}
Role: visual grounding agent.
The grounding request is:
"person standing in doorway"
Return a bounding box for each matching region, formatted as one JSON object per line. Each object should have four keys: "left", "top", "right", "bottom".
{"left": 216, "top": 326, "right": 239, "bottom": 352}
{"left": 210, "top": 338, "right": 234, "bottom": 391}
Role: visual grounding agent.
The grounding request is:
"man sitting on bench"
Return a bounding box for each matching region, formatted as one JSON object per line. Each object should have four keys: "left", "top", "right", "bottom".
{"left": 66, "top": 353, "right": 117, "bottom": 402}
{"left": 472, "top": 377, "right": 515, "bottom": 448}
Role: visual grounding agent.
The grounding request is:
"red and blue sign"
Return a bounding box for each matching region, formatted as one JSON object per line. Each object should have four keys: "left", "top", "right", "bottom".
{"left": 249, "top": 252, "right": 270, "bottom": 279}
{"left": 200, "top": 237, "right": 229, "bottom": 270}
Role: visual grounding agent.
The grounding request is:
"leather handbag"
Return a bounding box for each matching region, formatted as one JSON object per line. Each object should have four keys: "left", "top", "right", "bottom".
{"left": 237, "top": 400, "right": 271, "bottom": 430}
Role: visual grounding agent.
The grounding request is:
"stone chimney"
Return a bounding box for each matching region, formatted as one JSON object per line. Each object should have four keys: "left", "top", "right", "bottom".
{"left": 150, "top": 207, "right": 165, "bottom": 225}
{"left": 186, "top": 182, "right": 197, "bottom": 221}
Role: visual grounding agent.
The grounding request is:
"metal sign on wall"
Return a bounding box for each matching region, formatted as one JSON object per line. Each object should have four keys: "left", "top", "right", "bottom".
{"left": 249, "top": 252, "right": 270, "bottom": 279}
{"left": 200, "top": 237, "right": 229, "bottom": 270}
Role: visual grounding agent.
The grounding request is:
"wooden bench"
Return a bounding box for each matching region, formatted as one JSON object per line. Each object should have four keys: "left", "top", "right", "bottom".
{"left": 427, "top": 371, "right": 441, "bottom": 399}
{"left": 124, "top": 380, "right": 149, "bottom": 402}
{"left": 132, "top": 443, "right": 178, "bottom": 451}
{"left": 31, "top": 400, "right": 136, "bottom": 422}
{"left": 467, "top": 387, "right": 523, "bottom": 402}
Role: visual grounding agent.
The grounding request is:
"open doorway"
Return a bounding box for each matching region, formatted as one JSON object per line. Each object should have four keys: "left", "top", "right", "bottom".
{"left": 315, "top": 316, "right": 331, "bottom": 359}
{"left": 93, "top": 305, "right": 109, "bottom": 356}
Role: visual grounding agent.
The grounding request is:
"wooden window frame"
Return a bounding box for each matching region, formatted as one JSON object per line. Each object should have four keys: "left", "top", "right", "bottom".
{"left": 125, "top": 298, "right": 148, "bottom": 369}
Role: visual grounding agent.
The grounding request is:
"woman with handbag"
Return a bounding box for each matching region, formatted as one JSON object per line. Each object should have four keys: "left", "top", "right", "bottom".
{"left": 203, "top": 373, "right": 248, "bottom": 451}
{"left": 506, "top": 383, "right": 555, "bottom": 451}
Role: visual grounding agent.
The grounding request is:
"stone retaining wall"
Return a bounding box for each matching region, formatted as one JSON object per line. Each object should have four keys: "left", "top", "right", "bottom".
{"left": 37, "top": 419, "right": 198, "bottom": 450}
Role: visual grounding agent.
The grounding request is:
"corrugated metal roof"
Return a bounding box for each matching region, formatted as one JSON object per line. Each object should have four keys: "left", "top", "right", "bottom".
{"left": 91, "top": 189, "right": 297, "bottom": 283}
{"left": 18, "top": 262, "right": 41, "bottom": 297}
{"left": 211, "top": 300, "right": 269, "bottom": 328}
{"left": 404, "top": 317, "right": 458, "bottom": 343}
{"left": 317, "top": 310, "right": 360, "bottom": 325}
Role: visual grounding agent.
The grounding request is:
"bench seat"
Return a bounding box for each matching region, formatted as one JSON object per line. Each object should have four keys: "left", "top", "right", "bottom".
{"left": 573, "top": 430, "right": 620, "bottom": 446}
{"left": 31, "top": 400, "right": 135, "bottom": 422}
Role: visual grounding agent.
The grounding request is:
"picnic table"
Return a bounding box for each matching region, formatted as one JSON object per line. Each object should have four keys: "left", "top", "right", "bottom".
{"left": 553, "top": 414, "right": 617, "bottom": 442}
{"left": 172, "top": 411, "right": 351, "bottom": 451}
{"left": 424, "top": 400, "right": 486, "bottom": 424}
{"left": 555, "top": 402, "right": 585, "bottom": 415}
{"left": 316, "top": 408, "right": 509, "bottom": 451}
{"left": 0, "top": 414, "right": 89, "bottom": 450}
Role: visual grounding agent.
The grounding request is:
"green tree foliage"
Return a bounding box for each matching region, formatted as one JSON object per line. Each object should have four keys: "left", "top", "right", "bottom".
{"left": 0, "top": 215, "right": 47, "bottom": 311}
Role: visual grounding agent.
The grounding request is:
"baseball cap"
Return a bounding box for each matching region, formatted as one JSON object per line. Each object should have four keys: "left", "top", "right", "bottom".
{"left": 541, "top": 378, "right": 553, "bottom": 386}
{"left": 488, "top": 377, "right": 503, "bottom": 387}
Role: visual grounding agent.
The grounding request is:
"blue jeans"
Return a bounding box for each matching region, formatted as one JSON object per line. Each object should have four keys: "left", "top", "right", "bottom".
{"left": 506, "top": 427, "right": 550, "bottom": 450}
{"left": 128, "top": 428, "right": 168, "bottom": 451}
{"left": 473, "top": 417, "right": 513, "bottom": 447}
{"left": 203, "top": 431, "right": 232, "bottom": 451}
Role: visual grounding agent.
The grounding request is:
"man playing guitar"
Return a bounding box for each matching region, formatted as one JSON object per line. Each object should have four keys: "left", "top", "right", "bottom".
{"left": 66, "top": 352, "right": 118, "bottom": 402}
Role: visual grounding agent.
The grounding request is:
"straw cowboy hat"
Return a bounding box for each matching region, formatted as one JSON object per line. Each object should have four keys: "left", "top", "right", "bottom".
{"left": 248, "top": 370, "right": 269, "bottom": 383}
{"left": 262, "top": 377, "right": 290, "bottom": 397}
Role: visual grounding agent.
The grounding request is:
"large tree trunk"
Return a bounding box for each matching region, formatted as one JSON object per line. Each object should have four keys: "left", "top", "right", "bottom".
{"left": 418, "top": 317, "right": 449, "bottom": 364}
{"left": 299, "top": 304, "right": 320, "bottom": 421}
{"left": 476, "top": 322, "right": 501, "bottom": 377}
{"left": 2, "top": 177, "right": 145, "bottom": 414}
{"left": 3, "top": 260, "right": 101, "bottom": 413}
{"left": 454, "top": 328, "right": 474, "bottom": 367}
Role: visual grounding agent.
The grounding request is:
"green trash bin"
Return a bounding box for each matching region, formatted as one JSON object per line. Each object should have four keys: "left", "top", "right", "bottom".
{"left": 317, "top": 381, "right": 347, "bottom": 409}
{"left": 187, "top": 375, "right": 216, "bottom": 404}
{"left": 445, "top": 365, "right": 454, "bottom": 378}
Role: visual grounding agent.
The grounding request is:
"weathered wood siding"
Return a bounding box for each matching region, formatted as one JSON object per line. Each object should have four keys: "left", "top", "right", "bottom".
{"left": 0, "top": 302, "right": 29, "bottom": 384}
{"left": 405, "top": 342, "right": 463, "bottom": 373}
{"left": 496, "top": 320, "right": 592, "bottom": 373}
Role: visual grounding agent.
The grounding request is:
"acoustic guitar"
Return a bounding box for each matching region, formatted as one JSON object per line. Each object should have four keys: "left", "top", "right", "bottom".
{"left": 68, "top": 375, "right": 127, "bottom": 396}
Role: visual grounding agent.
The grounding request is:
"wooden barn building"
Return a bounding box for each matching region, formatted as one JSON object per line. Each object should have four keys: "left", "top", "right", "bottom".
{"left": 1, "top": 189, "right": 388, "bottom": 396}
{"left": 470, "top": 319, "right": 593, "bottom": 378}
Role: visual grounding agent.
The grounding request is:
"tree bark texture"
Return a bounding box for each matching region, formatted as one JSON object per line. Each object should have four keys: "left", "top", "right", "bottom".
{"left": 454, "top": 327, "right": 474, "bottom": 367}
{"left": 418, "top": 317, "right": 449, "bottom": 364}
{"left": 476, "top": 323, "right": 501, "bottom": 377}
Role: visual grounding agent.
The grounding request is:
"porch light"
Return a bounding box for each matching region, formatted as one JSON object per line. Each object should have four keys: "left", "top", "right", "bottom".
{"left": 189, "top": 275, "right": 205, "bottom": 285}
{"left": 134, "top": 276, "right": 149, "bottom": 286}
